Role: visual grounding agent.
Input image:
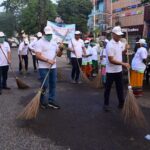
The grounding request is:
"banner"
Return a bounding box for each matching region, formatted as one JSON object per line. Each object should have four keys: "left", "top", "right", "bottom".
{"left": 47, "top": 21, "right": 76, "bottom": 43}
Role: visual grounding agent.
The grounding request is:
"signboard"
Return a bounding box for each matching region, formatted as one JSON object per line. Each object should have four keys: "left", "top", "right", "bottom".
{"left": 47, "top": 21, "right": 76, "bottom": 43}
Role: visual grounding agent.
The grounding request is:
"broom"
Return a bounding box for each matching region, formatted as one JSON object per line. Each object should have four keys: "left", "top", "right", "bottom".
{"left": 0, "top": 46, "right": 30, "bottom": 89}
{"left": 18, "top": 31, "right": 69, "bottom": 120}
{"left": 122, "top": 30, "right": 146, "bottom": 127}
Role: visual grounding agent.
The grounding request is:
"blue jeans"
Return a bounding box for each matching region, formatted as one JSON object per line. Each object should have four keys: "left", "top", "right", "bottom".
{"left": 39, "top": 68, "right": 57, "bottom": 105}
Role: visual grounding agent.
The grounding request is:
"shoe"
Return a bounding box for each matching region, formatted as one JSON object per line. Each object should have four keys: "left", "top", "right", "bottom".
{"left": 0, "top": 90, "right": 2, "bottom": 95}
{"left": 40, "top": 104, "right": 48, "bottom": 109}
{"left": 103, "top": 105, "right": 111, "bottom": 112}
{"left": 76, "top": 80, "right": 82, "bottom": 84}
{"left": 71, "top": 80, "right": 76, "bottom": 84}
{"left": 48, "top": 102, "right": 60, "bottom": 109}
{"left": 3, "top": 87, "right": 11, "bottom": 90}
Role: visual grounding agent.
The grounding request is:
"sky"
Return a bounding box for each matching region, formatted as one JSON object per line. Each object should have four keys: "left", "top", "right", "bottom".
{"left": 0, "top": 0, "right": 57, "bottom": 12}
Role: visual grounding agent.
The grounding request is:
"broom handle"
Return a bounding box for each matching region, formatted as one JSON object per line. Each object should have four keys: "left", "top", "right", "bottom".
{"left": 126, "top": 29, "right": 131, "bottom": 85}
{"left": 0, "top": 47, "right": 17, "bottom": 79}
{"left": 40, "top": 30, "right": 69, "bottom": 89}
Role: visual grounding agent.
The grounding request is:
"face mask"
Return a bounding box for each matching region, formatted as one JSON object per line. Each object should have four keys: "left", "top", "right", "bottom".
{"left": 90, "top": 42, "right": 96, "bottom": 47}
{"left": 0, "top": 37, "right": 5, "bottom": 43}
{"left": 85, "top": 43, "right": 89, "bottom": 48}
{"left": 45, "top": 34, "right": 52, "bottom": 42}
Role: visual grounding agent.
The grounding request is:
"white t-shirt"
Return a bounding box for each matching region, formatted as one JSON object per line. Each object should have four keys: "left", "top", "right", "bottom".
{"left": 0, "top": 42, "right": 11, "bottom": 66}
{"left": 18, "top": 42, "right": 29, "bottom": 55}
{"left": 100, "top": 48, "right": 107, "bottom": 65}
{"left": 91, "top": 46, "right": 98, "bottom": 61}
{"left": 132, "top": 47, "right": 148, "bottom": 72}
{"left": 29, "top": 37, "right": 38, "bottom": 55}
{"left": 35, "top": 38, "right": 58, "bottom": 69}
{"left": 68, "top": 38, "right": 85, "bottom": 58}
{"left": 106, "top": 39, "right": 125, "bottom": 73}
{"left": 82, "top": 46, "right": 92, "bottom": 64}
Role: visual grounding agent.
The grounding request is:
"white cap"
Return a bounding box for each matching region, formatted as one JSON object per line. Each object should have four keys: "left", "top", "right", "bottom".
{"left": 37, "top": 32, "right": 42, "bottom": 38}
{"left": 112, "top": 26, "right": 124, "bottom": 36}
{"left": 84, "top": 40, "right": 90, "bottom": 44}
{"left": 44, "top": 26, "right": 53, "bottom": 35}
{"left": 136, "top": 39, "right": 146, "bottom": 45}
{"left": 24, "top": 38, "right": 29, "bottom": 44}
{"left": 75, "top": 31, "right": 81, "bottom": 35}
{"left": 0, "top": 32, "right": 5, "bottom": 37}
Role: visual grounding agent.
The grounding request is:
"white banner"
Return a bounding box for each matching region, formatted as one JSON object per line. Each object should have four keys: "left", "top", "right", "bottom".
{"left": 47, "top": 21, "right": 76, "bottom": 43}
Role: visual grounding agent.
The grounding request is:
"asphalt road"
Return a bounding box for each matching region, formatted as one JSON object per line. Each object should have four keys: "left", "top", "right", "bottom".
{"left": 0, "top": 48, "right": 150, "bottom": 150}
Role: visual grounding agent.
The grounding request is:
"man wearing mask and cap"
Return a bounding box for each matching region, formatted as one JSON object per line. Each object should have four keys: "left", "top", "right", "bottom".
{"left": 0, "top": 31, "right": 11, "bottom": 95}
{"left": 104, "top": 26, "right": 130, "bottom": 111}
{"left": 35, "top": 26, "right": 63, "bottom": 109}
{"left": 131, "top": 39, "right": 148, "bottom": 96}
{"left": 29, "top": 32, "right": 43, "bottom": 71}
{"left": 68, "top": 31, "right": 86, "bottom": 84}
{"left": 18, "top": 38, "right": 29, "bottom": 74}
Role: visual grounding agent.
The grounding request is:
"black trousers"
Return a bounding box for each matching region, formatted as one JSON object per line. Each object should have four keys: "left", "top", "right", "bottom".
{"left": 104, "top": 72, "right": 124, "bottom": 106}
{"left": 19, "top": 55, "right": 28, "bottom": 71}
{"left": 0, "top": 65, "right": 9, "bottom": 90}
{"left": 71, "top": 58, "right": 82, "bottom": 81}
{"left": 32, "top": 55, "right": 37, "bottom": 70}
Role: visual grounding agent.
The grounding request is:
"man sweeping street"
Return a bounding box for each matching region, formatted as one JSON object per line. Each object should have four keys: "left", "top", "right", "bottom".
{"left": 0, "top": 31, "right": 11, "bottom": 95}
{"left": 35, "top": 26, "right": 63, "bottom": 109}
{"left": 68, "top": 31, "right": 86, "bottom": 84}
{"left": 103, "top": 26, "right": 130, "bottom": 111}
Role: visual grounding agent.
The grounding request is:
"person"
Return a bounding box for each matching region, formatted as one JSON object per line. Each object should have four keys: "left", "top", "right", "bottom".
{"left": 100, "top": 39, "right": 108, "bottom": 85}
{"left": 82, "top": 40, "right": 92, "bottom": 78}
{"left": 18, "top": 38, "right": 29, "bottom": 74}
{"left": 68, "top": 31, "right": 86, "bottom": 84}
{"left": 131, "top": 39, "right": 148, "bottom": 96}
{"left": 104, "top": 26, "right": 130, "bottom": 111}
{"left": 90, "top": 40, "right": 98, "bottom": 77}
{"left": 29, "top": 32, "right": 43, "bottom": 71}
{"left": 0, "top": 31, "right": 11, "bottom": 95}
{"left": 35, "top": 26, "right": 64, "bottom": 109}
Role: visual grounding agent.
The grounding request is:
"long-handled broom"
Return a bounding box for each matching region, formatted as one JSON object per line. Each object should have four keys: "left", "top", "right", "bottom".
{"left": 122, "top": 30, "right": 146, "bottom": 127}
{"left": 0, "top": 46, "right": 30, "bottom": 89}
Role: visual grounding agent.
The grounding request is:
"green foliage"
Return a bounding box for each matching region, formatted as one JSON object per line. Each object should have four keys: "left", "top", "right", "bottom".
{"left": 57, "top": 0, "right": 92, "bottom": 33}
{"left": 141, "top": 0, "right": 150, "bottom": 3}
{"left": 0, "top": 12, "right": 16, "bottom": 37}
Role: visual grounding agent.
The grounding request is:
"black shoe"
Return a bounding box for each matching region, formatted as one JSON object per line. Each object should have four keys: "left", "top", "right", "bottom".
{"left": 3, "top": 87, "right": 11, "bottom": 90}
{"left": 103, "top": 105, "right": 111, "bottom": 112}
{"left": 48, "top": 102, "right": 60, "bottom": 109}
{"left": 40, "top": 104, "right": 48, "bottom": 109}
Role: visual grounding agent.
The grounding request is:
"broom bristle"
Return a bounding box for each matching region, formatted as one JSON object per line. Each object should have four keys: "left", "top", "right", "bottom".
{"left": 90, "top": 70, "right": 103, "bottom": 88}
{"left": 80, "top": 68, "right": 91, "bottom": 84}
{"left": 122, "top": 87, "right": 146, "bottom": 127}
{"left": 17, "top": 90, "right": 41, "bottom": 120}
{"left": 16, "top": 77, "right": 30, "bottom": 89}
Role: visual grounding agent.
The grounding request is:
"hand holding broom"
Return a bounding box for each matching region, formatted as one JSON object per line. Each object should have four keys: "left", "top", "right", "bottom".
{"left": 0, "top": 46, "right": 30, "bottom": 89}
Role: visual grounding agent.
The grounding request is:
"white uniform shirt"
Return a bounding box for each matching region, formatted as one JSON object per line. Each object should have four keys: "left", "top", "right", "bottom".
{"left": 132, "top": 47, "right": 148, "bottom": 72}
{"left": 82, "top": 46, "right": 92, "bottom": 64}
{"left": 91, "top": 46, "right": 98, "bottom": 61}
{"left": 35, "top": 38, "right": 58, "bottom": 69}
{"left": 18, "top": 42, "right": 29, "bottom": 55}
{"left": 106, "top": 39, "right": 125, "bottom": 73}
{"left": 68, "top": 38, "right": 85, "bottom": 58}
{"left": 0, "top": 42, "right": 11, "bottom": 66}
{"left": 100, "top": 48, "right": 107, "bottom": 66}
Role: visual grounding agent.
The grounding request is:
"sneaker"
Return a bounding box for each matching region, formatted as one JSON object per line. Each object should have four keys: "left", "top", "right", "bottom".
{"left": 76, "top": 80, "right": 82, "bottom": 84}
{"left": 71, "top": 80, "right": 76, "bottom": 84}
{"left": 40, "top": 104, "right": 48, "bottom": 109}
{"left": 103, "top": 105, "right": 111, "bottom": 112}
{"left": 48, "top": 102, "right": 60, "bottom": 109}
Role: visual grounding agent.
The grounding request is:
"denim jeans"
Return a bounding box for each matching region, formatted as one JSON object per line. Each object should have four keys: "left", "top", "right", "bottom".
{"left": 39, "top": 68, "right": 57, "bottom": 105}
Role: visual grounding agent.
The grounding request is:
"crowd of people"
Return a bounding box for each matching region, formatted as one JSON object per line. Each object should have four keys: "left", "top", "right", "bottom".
{"left": 0, "top": 25, "right": 150, "bottom": 111}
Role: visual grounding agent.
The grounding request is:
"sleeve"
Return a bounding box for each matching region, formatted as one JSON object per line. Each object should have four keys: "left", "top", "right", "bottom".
{"left": 140, "top": 49, "right": 148, "bottom": 59}
{"left": 18, "top": 43, "right": 23, "bottom": 52}
{"left": 106, "top": 43, "right": 114, "bottom": 57}
{"left": 29, "top": 41, "right": 36, "bottom": 50}
{"left": 35, "top": 41, "right": 42, "bottom": 53}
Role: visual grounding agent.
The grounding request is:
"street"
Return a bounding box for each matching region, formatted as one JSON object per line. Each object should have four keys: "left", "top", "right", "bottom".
{"left": 0, "top": 49, "right": 150, "bottom": 150}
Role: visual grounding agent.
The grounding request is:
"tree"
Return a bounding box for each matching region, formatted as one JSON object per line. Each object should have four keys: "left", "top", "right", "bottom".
{"left": 57, "top": 0, "right": 92, "bottom": 33}
{"left": 141, "top": 0, "right": 150, "bottom": 3}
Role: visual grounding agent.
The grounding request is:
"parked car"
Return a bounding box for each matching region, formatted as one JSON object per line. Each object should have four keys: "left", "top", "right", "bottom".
{"left": 7, "top": 37, "right": 19, "bottom": 48}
